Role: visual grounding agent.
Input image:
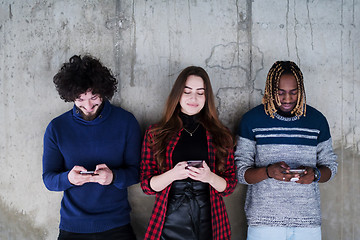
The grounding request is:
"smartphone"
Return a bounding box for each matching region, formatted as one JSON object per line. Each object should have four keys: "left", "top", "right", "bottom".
{"left": 187, "top": 160, "right": 203, "bottom": 168}
{"left": 289, "top": 169, "right": 305, "bottom": 174}
{"left": 80, "top": 171, "right": 98, "bottom": 175}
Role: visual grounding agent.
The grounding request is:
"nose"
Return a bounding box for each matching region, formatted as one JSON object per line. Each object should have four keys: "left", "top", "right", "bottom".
{"left": 282, "top": 93, "right": 292, "bottom": 103}
{"left": 83, "top": 100, "right": 92, "bottom": 110}
{"left": 189, "top": 92, "right": 198, "bottom": 100}
{"left": 284, "top": 93, "right": 290, "bottom": 101}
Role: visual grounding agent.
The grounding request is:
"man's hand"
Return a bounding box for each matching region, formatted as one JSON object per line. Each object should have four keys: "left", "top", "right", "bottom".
{"left": 267, "top": 161, "right": 291, "bottom": 181}
{"left": 68, "top": 165, "right": 94, "bottom": 186}
{"left": 295, "top": 166, "right": 315, "bottom": 184}
{"left": 93, "top": 164, "right": 114, "bottom": 185}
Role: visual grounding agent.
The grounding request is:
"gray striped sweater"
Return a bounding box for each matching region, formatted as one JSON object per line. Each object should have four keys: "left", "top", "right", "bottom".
{"left": 235, "top": 104, "right": 338, "bottom": 227}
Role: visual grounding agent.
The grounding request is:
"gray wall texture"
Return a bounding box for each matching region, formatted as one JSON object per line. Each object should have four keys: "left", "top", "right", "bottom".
{"left": 0, "top": 0, "right": 359, "bottom": 239}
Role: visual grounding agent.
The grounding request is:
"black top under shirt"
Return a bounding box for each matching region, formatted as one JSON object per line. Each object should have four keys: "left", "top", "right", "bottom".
{"left": 172, "top": 112, "right": 208, "bottom": 166}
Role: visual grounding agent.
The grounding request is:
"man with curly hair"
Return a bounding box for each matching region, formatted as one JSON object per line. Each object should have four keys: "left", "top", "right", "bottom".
{"left": 42, "top": 55, "right": 141, "bottom": 240}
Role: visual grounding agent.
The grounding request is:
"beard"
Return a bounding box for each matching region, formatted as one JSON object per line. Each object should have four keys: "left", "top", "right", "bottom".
{"left": 79, "top": 102, "right": 104, "bottom": 121}
{"left": 82, "top": 112, "right": 98, "bottom": 121}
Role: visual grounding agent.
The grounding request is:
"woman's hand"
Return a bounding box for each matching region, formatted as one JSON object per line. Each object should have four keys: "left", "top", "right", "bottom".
{"left": 187, "top": 161, "right": 227, "bottom": 192}
{"left": 172, "top": 161, "right": 190, "bottom": 181}
{"left": 149, "top": 161, "right": 189, "bottom": 192}
{"left": 187, "top": 161, "right": 211, "bottom": 182}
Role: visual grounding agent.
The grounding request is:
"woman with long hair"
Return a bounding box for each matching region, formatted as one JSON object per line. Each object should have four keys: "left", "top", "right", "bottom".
{"left": 140, "top": 66, "right": 237, "bottom": 240}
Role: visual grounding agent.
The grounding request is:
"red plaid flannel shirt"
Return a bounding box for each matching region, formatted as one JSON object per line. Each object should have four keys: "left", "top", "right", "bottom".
{"left": 140, "top": 125, "right": 237, "bottom": 240}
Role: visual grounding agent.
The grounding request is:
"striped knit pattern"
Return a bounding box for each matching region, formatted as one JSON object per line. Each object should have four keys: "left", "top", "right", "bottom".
{"left": 235, "top": 104, "right": 337, "bottom": 227}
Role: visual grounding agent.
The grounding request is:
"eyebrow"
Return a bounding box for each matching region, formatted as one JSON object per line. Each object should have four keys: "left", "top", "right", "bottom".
{"left": 278, "top": 88, "right": 298, "bottom": 91}
{"left": 185, "top": 86, "right": 205, "bottom": 91}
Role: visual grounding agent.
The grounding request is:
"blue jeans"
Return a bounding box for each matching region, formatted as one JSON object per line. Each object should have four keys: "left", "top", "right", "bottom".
{"left": 247, "top": 226, "right": 321, "bottom": 240}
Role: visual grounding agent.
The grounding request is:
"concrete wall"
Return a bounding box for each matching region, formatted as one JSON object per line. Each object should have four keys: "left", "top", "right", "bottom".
{"left": 0, "top": 0, "right": 359, "bottom": 239}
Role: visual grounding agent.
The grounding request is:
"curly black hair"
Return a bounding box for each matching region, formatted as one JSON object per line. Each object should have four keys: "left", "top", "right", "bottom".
{"left": 53, "top": 55, "right": 118, "bottom": 102}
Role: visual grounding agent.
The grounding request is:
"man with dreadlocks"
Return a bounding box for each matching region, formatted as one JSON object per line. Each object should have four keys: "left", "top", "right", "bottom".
{"left": 235, "top": 61, "right": 338, "bottom": 240}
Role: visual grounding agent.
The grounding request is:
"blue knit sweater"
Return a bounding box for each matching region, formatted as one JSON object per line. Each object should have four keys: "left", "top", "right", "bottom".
{"left": 42, "top": 100, "right": 142, "bottom": 233}
{"left": 235, "top": 104, "right": 338, "bottom": 227}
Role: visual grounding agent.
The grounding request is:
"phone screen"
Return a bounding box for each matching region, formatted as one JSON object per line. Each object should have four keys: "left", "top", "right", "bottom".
{"left": 187, "top": 160, "right": 203, "bottom": 168}
{"left": 80, "top": 171, "right": 98, "bottom": 175}
{"left": 289, "top": 169, "right": 305, "bottom": 174}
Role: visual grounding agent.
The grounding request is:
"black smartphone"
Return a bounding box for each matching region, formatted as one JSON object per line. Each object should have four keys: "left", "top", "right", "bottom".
{"left": 187, "top": 160, "right": 203, "bottom": 168}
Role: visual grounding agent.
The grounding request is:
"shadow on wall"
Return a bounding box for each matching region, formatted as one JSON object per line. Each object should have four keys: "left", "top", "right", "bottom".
{"left": 128, "top": 184, "right": 154, "bottom": 239}
{"left": 321, "top": 147, "right": 360, "bottom": 240}
{"left": 0, "top": 199, "right": 46, "bottom": 240}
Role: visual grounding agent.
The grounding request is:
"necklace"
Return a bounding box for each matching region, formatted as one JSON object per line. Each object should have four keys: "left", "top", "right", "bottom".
{"left": 183, "top": 124, "right": 200, "bottom": 137}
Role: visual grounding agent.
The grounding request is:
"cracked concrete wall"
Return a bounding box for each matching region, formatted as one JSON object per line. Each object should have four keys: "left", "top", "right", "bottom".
{"left": 0, "top": 0, "right": 359, "bottom": 239}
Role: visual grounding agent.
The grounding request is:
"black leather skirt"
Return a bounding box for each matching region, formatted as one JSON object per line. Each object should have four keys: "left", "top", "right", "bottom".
{"left": 160, "top": 180, "right": 212, "bottom": 240}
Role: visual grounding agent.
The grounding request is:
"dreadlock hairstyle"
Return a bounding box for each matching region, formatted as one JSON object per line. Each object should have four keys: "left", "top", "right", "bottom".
{"left": 262, "top": 61, "right": 306, "bottom": 118}
{"left": 149, "top": 66, "right": 234, "bottom": 173}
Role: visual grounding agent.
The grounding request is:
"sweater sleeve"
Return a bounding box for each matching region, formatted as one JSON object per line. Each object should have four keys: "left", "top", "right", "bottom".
{"left": 42, "top": 122, "right": 74, "bottom": 191}
{"left": 234, "top": 112, "right": 257, "bottom": 185}
{"left": 316, "top": 116, "right": 338, "bottom": 179}
{"left": 140, "top": 127, "right": 159, "bottom": 195}
{"left": 112, "top": 114, "right": 142, "bottom": 189}
{"left": 234, "top": 136, "right": 256, "bottom": 185}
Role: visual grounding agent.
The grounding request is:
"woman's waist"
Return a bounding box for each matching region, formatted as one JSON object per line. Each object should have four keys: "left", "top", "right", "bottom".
{"left": 169, "top": 180, "right": 209, "bottom": 196}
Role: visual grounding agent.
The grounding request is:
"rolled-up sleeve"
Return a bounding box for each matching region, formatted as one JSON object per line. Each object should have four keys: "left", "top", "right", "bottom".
{"left": 140, "top": 127, "right": 159, "bottom": 195}
{"left": 216, "top": 148, "right": 237, "bottom": 197}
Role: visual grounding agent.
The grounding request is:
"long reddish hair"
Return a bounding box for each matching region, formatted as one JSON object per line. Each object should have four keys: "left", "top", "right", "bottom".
{"left": 149, "top": 66, "right": 234, "bottom": 172}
